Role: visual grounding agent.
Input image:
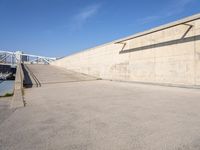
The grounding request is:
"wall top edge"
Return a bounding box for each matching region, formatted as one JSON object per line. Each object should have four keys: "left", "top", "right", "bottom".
{"left": 58, "top": 13, "right": 200, "bottom": 60}
{"left": 116, "top": 13, "right": 200, "bottom": 43}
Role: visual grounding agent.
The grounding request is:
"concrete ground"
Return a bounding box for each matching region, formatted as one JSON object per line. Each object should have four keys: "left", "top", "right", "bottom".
{"left": 0, "top": 97, "right": 14, "bottom": 125}
{"left": 0, "top": 65, "right": 200, "bottom": 150}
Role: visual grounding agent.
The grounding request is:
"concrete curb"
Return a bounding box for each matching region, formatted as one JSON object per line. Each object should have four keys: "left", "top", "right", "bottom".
{"left": 107, "top": 79, "right": 200, "bottom": 90}
{"left": 10, "top": 63, "right": 25, "bottom": 109}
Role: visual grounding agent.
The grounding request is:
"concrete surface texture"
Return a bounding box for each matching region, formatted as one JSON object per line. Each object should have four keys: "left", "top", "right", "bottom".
{"left": 11, "top": 63, "right": 25, "bottom": 108}
{"left": 25, "top": 64, "right": 97, "bottom": 84}
{"left": 0, "top": 79, "right": 200, "bottom": 150}
{"left": 51, "top": 13, "right": 200, "bottom": 87}
{"left": 1, "top": 65, "right": 200, "bottom": 150}
{"left": 0, "top": 97, "right": 14, "bottom": 125}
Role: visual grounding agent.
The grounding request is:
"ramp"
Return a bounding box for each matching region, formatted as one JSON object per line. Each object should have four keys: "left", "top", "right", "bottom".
{"left": 23, "top": 64, "right": 98, "bottom": 87}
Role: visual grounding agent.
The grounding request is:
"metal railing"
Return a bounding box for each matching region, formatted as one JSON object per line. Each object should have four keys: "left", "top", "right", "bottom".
{"left": 0, "top": 50, "right": 57, "bottom": 65}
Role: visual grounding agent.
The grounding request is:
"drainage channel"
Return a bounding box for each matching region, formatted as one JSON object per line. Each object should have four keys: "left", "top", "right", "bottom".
{"left": 22, "top": 64, "right": 41, "bottom": 88}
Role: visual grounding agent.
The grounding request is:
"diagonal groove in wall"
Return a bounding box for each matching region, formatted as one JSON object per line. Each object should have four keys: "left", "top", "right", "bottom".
{"left": 119, "top": 35, "right": 200, "bottom": 54}
{"left": 181, "top": 23, "right": 193, "bottom": 39}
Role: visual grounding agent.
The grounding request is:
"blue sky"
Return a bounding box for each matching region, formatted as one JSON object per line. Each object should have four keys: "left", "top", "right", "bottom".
{"left": 0, "top": 0, "right": 200, "bottom": 57}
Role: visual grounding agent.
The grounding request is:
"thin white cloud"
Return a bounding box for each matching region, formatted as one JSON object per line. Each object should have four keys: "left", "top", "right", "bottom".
{"left": 72, "top": 4, "right": 101, "bottom": 30}
{"left": 137, "top": 16, "right": 161, "bottom": 25}
{"left": 77, "top": 4, "right": 100, "bottom": 21}
{"left": 136, "top": 0, "right": 195, "bottom": 25}
{"left": 165, "top": 0, "right": 195, "bottom": 17}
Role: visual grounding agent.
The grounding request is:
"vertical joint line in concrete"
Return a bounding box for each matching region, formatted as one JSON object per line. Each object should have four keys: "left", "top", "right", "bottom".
{"left": 193, "top": 24, "right": 197, "bottom": 85}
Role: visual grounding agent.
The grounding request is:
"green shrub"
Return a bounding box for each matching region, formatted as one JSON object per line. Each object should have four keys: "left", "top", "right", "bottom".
{"left": 3, "top": 93, "right": 13, "bottom": 97}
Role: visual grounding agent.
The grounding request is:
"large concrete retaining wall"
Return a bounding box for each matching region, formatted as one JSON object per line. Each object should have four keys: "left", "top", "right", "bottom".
{"left": 52, "top": 13, "right": 200, "bottom": 87}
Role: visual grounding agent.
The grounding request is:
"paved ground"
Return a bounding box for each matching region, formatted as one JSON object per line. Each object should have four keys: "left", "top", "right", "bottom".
{"left": 0, "top": 65, "right": 200, "bottom": 150}
{"left": 0, "top": 97, "right": 14, "bottom": 125}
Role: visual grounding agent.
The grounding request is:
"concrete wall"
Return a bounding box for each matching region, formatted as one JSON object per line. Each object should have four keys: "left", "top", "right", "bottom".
{"left": 11, "top": 63, "right": 25, "bottom": 108}
{"left": 52, "top": 14, "right": 200, "bottom": 87}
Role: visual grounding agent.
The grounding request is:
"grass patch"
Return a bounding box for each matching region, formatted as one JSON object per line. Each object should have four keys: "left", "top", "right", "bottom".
{"left": 0, "top": 93, "right": 13, "bottom": 97}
